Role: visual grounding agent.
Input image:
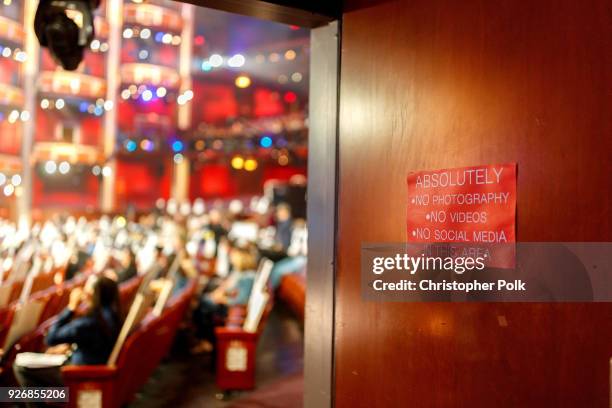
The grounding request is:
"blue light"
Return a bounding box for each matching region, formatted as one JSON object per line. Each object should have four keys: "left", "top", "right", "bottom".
{"left": 94, "top": 106, "right": 104, "bottom": 116}
{"left": 260, "top": 136, "right": 273, "bottom": 148}
{"left": 172, "top": 140, "right": 184, "bottom": 152}
{"left": 201, "top": 61, "right": 212, "bottom": 72}
{"left": 79, "top": 102, "right": 88, "bottom": 113}
{"left": 155, "top": 32, "right": 164, "bottom": 43}
{"left": 125, "top": 140, "right": 137, "bottom": 152}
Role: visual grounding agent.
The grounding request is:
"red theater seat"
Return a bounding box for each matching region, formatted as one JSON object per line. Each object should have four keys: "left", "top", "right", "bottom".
{"left": 0, "top": 270, "right": 84, "bottom": 343}
{"left": 0, "top": 275, "right": 142, "bottom": 385}
{"left": 61, "top": 280, "right": 196, "bottom": 408}
{"left": 30, "top": 269, "right": 59, "bottom": 294}
{"left": 8, "top": 280, "right": 25, "bottom": 304}
{"left": 215, "top": 295, "right": 274, "bottom": 391}
{"left": 0, "top": 308, "right": 15, "bottom": 349}
{"left": 277, "top": 274, "right": 305, "bottom": 322}
{"left": 118, "top": 276, "right": 143, "bottom": 317}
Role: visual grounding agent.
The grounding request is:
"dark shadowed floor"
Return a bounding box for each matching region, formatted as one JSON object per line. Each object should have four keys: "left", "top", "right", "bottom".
{"left": 130, "top": 304, "right": 304, "bottom": 408}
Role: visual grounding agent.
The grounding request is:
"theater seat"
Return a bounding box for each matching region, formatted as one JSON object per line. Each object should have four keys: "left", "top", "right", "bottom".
{"left": 30, "top": 270, "right": 58, "bottom": 294}
{"left": 215, "top": 295, "right": 274, "bottom": 391}
{"left": 7, "top": 280, "right": 24, "bottom": 304}
{"left": 0, "top": 272, "right": 91, "bottom": 348}
{"left": 61, "top": 279, "right": 196, "bottom": 408}
{"left": 215, "top": 328, "right": 259, "bottom": 390}
{"left": 0, "top": 275, "right": 143, "bottom": 386}
{"left": 277, "top": 274, "right": 305, "bottom": 322}
{"left": 118, "top": 275, "right": 143, "bottom": 317}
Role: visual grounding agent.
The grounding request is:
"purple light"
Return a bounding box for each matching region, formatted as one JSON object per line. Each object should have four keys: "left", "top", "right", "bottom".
{"left": 141, "top": 139, "right": 154, "bottom": 152}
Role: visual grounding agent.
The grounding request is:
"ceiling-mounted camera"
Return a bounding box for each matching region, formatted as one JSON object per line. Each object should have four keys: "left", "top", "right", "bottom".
{"left": 34, "top": 0, "right": 100, "bottom": 70}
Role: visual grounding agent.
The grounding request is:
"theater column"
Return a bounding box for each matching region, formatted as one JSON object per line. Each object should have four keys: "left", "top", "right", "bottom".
{"left": 173, "top": 3, "right": 194, "bottom": 202}
{"left": 18, "top": 0, "right": 41, "bottom": 227}
{"left": 101, "top": 0, "right": 123, "bottom": 213}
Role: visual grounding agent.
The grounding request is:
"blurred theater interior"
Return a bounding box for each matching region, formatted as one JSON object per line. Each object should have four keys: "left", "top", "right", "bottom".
{"left": 0, "top": 0, "right": 309, "bottom": 406}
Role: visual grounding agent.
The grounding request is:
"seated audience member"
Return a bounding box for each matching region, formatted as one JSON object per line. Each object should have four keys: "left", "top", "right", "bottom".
{"left": 175, "top": 249, "right": 198, "bottom": 293}
{"left": 259, "top": 202, "right": 294, "bottom": 261}
{"left": 14, "top": 275, "right": 122, "bottom": 388}
{"left": 208, "top": 208, "right": 229, "bottom": 247}
{"left": 149, "top": 248, "right": 197, "bottom": 297}
{"left": 116, "top": 248, "right": 138, "bottom": 283}
{"left": 270, "top": 219, "right": 308, "bottom": 289}
{"left": 64, "top": 250, "right": 90, "bottom": 281}
{"left": 192, "top": 244, "right": 257, "bottom": 353}
{"left": 274, "top": 203, "right": 294, "bottom": 253}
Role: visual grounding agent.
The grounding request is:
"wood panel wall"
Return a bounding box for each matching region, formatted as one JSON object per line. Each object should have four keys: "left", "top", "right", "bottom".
{"left": 336, "top": 0, "right": 612, "bottom": 406}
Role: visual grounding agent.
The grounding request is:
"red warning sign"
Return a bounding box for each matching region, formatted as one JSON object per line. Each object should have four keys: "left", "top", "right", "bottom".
{"left": 407, "top": 163, "right": 517, "bottom": 266}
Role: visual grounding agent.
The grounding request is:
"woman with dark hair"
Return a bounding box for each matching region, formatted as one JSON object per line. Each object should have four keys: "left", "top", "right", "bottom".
{"left": 115, "top": 247, "right": 138, "bottom": 283}
{"left": 14, "top": 274, "right": 122, "bottom": 389}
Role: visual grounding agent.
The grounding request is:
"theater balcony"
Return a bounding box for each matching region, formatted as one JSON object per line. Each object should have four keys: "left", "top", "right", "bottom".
{"left": 0, "top": 11, "right": 26, "bottom": 215}
{"left": 31, "top": 142, "right": 102, "bottom": 166}
{"left": 32, "top": 44, "right": 110, "bottom": 211}
{"left": 30, "top": 142, "right": 103, "bottom": 216}
{"left": 120, "top": 63, "right": 180, "bottom": 91}
{"left": 37, "top": 71, "right": 107, "bottom": 102}
{"left": 120, "top": 1, "right": 184, "bottom": 78}
{"left": 0, "top": 82, "right": 24, "bottom": 110}
{"left": 0, "top": 14, "right": 26, "bottom": 91}
{"left": 93, "top": 16, "right": 110, "bottom": 41}
{"left": 34, "top": 70, "right": 108, "bottom": 169}
{"left": 0, "top": 15, "right": 24, "bottom": 45}
{"left": 123, "top": 2, "right": 183, "bottom": 34}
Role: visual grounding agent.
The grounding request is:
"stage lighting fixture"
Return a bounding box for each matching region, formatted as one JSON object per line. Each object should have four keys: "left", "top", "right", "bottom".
{"left": 244, "top": 158, "right": 258, "bottom": 172}
{"left": 142, "top": 89, "right": 153, "bottom": 101}
{"left": 44, "top": 161, "right": 57, "bottom": 174}
{"left": 58, "top": 161, "right": 71, "bottom": 174}
{"left": 260, "top": 136, "right": 273, "bottom": 148}
{"left": 228, "top": 54, "right": 245, "bottom": 68}
{"left": 201, "top": 61, "right": 212, "bottom": 72}
{"left": 141, "top": 139, "right": 154, "bottom": 152}
{"left": 231, "top": 156, "right": 244, "bottom": 170}
{"left": 209, "top": 54, "right": 223, "bottom": 67}
{"left": 125, "top": 140, "right": 138, "bottom": 152}
{"left": 34, "top": 0, "right": 100, "bottom": 70}
{"left": 235, "top": 75, "right": 251, "bottom": 89}
{"left": 3, "top": 184, "right": 14, "bottom": 197}
{"left": 173, "top": 153, "right": 184, "bottom": 164}
{"left": 278, "top": 154, "right": 290, "bottom": 166}
{"left": 172, "top": 140, "right": 184, "bottom": 152}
